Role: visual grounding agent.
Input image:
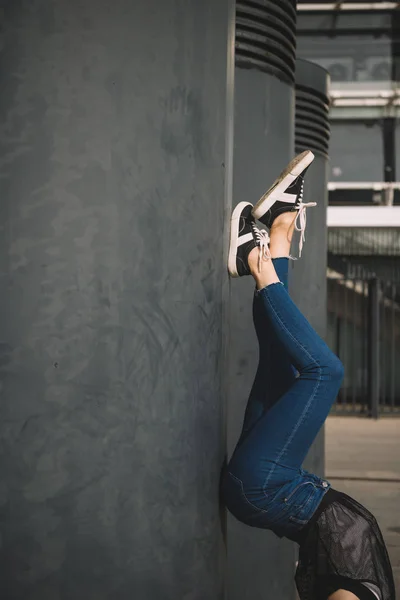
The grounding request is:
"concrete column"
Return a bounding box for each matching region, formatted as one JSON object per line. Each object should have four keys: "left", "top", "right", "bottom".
{"left": 227, "top": 2, "right": 298, "bottom": 599}
{"left": 290, "top": 59, "right": 331, "bottom": 476}
{"left": 0, "top": 2, "right": 234, "bottom": 599}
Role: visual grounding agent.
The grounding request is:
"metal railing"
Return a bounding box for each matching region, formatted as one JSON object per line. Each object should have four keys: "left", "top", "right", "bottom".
{"left": 327, "top": 273, "right": 400, "bottom": 416}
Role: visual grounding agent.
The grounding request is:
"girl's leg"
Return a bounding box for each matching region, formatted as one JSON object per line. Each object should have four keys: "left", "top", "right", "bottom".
{"left": 237, "top": 214, "right": 300, "bottom": 440}
{"left": 230, "top": 215, "right": 344, "bottom": 482}
{"left": 238, "top": 257, "right": 297, "bottom": 440}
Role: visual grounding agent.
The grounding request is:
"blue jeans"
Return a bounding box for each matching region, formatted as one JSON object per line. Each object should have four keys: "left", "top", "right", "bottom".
{"left": 221, "top": 258, "right": 344, "bottom": 541}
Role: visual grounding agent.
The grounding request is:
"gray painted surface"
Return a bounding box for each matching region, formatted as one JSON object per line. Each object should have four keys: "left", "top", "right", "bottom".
{"left": 296, "top": 58, "right": 329, "bottom": 95}
{"left": 227, "top": 68, "right": 297, "bottom": 600}
{"left": 0, "top": 1, "right": 233, "bottom": 599}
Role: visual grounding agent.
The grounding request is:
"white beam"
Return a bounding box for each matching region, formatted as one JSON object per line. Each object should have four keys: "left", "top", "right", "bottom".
{"left": 298, "top": 3, "right": 399, "bottom": 11}
{"left": 328, "top": 206, "right": 400, "bottom": 227}
{"left": 330, "top": 105, "right": 400, "bottom": 119}
{"left": 328, "top": 182, "right": 400, "bottom": 190}
{"left": 332, "top": 97, "right": 400, "bottom": 107}
{"left": 330, "top": 89, "right": 396, "bottom": 98}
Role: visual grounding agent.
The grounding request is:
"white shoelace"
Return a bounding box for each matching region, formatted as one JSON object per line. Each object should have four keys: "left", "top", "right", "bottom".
{"left": 252, "top": 226, "right": 271, "bottom": 273}
{"left": 293, "top": 201, "right": 317, "bottom": 258}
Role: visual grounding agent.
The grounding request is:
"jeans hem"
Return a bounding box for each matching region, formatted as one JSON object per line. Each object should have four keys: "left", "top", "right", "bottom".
{"left": 254, "top": 281, "right": 284, "bottom": 295}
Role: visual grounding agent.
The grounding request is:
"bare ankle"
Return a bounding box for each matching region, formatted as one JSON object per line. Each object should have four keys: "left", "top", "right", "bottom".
{"left": 248, "top": 246, "right": 280, "bottom": 287}
{"left": 248, "top": 246, "right": 261, "bottom": 276}
{"left": 269, "top": 213, "right": 295, "bottom": 256}
{"left": 271, "top": 212, "right": 295, "bottom": 230}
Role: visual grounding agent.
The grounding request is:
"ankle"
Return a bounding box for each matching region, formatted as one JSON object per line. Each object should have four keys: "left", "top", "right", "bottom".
{"left": 248, "top": 246, "right": 260, "bottom": 275}
{"left": 270, "top": 212, "right": 296, "bottom": 230}
{"left": 254, "top": 270, "right": 280, "bottom": 290}
{"left": 248, "top": 246, "right": 280, "bottom": 287}
{"left": 269, "top": 213, "right": 295, "bottom": 257}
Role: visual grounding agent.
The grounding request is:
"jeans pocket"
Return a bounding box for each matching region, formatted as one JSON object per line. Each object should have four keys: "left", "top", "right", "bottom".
{"left": 286, "top": 482, "right": 319, "bottom": 525}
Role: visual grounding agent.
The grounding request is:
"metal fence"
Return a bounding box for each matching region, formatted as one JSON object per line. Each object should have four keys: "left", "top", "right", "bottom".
{"left": 327, "top": 274, "right": 400, "bottom": 417}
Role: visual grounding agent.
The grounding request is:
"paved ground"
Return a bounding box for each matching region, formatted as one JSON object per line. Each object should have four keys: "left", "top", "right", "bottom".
{"left": 325, "top": 417, "right": 400, "bottom": 598}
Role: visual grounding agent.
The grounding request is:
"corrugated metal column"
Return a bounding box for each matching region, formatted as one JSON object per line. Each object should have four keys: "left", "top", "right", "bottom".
{"left": 0, "top": 2, "right": 234, "bottom": 599}
{"left": 290, "top": 59, "right": 331, "bottom": 477}
{"left": 227, "top": 2, "right": 298, "bottom": 599}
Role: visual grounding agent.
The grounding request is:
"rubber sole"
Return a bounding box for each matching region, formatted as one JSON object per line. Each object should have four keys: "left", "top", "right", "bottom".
{"left": 252, "top": 150, "right": 315, "bottom": 221}
{"left": 228, "top": 201, "right": 253, "bottom": 278}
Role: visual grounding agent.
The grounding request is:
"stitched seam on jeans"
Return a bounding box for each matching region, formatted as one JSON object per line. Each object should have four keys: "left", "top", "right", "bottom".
{"left": 261, "top": 291, "right": 322, "bottom": 493}
{"left": 289, "top": 515, "right": 309, "bottom": 525}
{"left": 279, "top": 379, "right": 321, "bottom": 463}
{"left": 263, "top": 289, "right": 320, "bottom": 371}
{"left": 255, "top": 281, "right": 284, "bottom": 296}
{"left": 289, "top": 485, "right": 318, "bottom": 524}
{"left": 228, "top": 472, "right": 269, "bottom": 515}
{"left": 284, "top": 481, "right": 317, "bottom": 503}
{"left": 262, "top": 379, "right": 321, "bottom": 499}
{"left": 262, "top": 381, "right": 321, "bottom": 490}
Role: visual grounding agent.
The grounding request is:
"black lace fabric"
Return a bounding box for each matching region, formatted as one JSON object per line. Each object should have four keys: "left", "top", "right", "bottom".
{"left": 295, "top": 490, "right": 396, "bottom": 600}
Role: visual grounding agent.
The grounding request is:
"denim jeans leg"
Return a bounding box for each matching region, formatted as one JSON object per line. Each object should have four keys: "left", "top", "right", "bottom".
{"left": 230, "top": 281, "right": 344, "bottom": 484}
{"left": 236, "top": 258, "right": 297, "bottom": 443}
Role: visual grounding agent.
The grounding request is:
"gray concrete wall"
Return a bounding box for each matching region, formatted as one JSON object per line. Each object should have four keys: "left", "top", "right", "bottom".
{"left": 0, "top": 1, "right": 234, "bottom": 599}
{"left": 227, "top": 67, "right": 297, "bottom": 600}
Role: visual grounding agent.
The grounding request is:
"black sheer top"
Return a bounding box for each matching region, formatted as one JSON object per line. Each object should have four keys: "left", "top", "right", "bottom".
{"left": 293, "top": 488, "right": 396, "bottom": 600}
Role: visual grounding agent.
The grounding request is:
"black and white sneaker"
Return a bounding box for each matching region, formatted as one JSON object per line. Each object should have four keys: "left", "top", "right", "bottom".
{"left": 228, "top": 202, "right": 271, "bottom": 277}
{"left": 252, "top": 150, "right": 316, "bottom": 257}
